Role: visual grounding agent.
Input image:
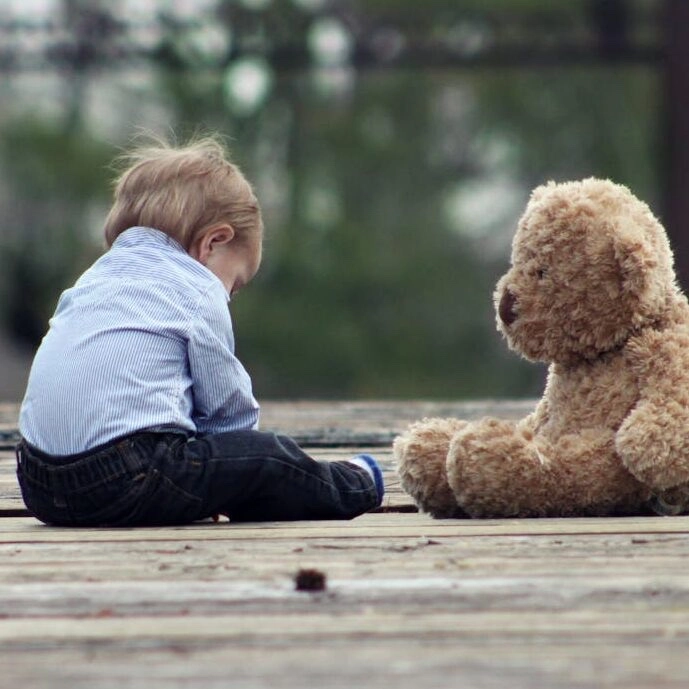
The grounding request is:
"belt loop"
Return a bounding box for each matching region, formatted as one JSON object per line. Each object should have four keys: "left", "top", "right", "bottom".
{"left": 15, "top": 440, "right": 49, "bottom": 488}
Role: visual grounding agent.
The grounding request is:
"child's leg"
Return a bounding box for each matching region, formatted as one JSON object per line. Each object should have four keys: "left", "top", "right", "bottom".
{"left": 17, "top": 431, "right": 383, "bottom": 526}
{"left": 177, "top": 430, "right": 383, "bottom": 522}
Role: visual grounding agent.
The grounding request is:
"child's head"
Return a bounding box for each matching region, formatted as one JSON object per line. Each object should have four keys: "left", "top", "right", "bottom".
{"left": 103, "top": 135, "right": 263, "bottom": 253}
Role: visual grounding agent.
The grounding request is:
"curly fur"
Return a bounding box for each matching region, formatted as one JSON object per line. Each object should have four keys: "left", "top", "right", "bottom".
{"left": 395, "top": 178, "right": 689, "bottom": 518}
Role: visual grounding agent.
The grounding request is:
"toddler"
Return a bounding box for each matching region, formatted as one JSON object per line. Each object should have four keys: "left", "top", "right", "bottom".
{"left": 16, "top": 136, "right": 383, "bottom": 526}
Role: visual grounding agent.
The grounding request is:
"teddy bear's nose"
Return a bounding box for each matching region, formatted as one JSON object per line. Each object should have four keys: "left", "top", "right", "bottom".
{"left": 499, "top": 288, "right": 518, "bottom": 326}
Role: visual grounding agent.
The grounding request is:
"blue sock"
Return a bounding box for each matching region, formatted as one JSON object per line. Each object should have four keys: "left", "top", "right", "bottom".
{"left": 349, "top": 454, "right": 385, "bottom": 505}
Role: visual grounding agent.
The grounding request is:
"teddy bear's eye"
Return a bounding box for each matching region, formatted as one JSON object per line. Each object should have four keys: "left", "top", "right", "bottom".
{"left": 536, "top": 268, "right": 547, "bottom": 280}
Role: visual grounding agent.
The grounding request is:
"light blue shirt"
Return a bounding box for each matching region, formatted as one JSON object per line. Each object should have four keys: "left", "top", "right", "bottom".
{"left": 19, "top": 226, "right": 260, "bottom": 455}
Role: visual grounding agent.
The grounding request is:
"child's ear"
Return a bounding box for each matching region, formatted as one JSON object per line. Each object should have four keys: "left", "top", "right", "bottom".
{"left": 190, "top": 224, "right": 235, "bottom": 264}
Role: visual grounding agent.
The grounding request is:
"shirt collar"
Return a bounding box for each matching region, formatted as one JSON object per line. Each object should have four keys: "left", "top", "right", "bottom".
{"left": 113, "top": 227, "right": 231, "bottom": 301}
{"left": 113, "top": 226, "right": 186, "bottom": 253}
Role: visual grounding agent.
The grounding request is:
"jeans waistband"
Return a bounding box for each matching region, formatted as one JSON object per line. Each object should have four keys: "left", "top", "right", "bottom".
{"left": 16, "top": 432, "right": 180, "bottom": 494}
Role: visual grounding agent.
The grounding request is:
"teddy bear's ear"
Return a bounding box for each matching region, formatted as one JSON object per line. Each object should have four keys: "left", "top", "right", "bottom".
{"left": 611, "top": 220, "right": 671, "bottom": 320}
{"left": 611, "top": 223, "right": 654, "bottom": 292}
{"left": 528, "top": 181, "right": 557, "bottom": 206}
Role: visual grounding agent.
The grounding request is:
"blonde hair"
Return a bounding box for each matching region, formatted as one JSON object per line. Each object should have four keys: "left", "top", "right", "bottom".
{"left": 103, "top": 135, "right": 262, "bottom": 249}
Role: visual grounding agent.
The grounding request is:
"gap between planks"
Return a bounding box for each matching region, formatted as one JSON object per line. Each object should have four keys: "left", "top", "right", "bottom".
{"left": 3, "top": 512, "right": 689, "bottom": 543}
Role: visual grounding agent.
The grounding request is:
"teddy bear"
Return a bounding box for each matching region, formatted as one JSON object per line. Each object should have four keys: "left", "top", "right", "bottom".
{"left": 395, "top": 178, "right": 689, "bottom": 518}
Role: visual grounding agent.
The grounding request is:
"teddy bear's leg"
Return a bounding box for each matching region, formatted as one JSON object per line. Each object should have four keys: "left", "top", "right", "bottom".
{"left": 447, "top": 420, "right": 647, "bottom": 517}
{"left": 394, "top": 417, "right": 470, "bottom": 518}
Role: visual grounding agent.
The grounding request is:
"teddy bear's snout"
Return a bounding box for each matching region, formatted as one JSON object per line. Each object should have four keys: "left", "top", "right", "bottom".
{"left": 499, "top": 288, "right": 518, "bottom": 326}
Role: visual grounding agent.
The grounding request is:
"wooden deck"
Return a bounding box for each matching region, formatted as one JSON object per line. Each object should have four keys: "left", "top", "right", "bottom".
{"left": 2, "top": 400, "right": 689, "bottom": 688}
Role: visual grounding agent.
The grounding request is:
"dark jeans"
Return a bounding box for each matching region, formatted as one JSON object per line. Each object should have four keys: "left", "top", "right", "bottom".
{"left": 16, "top": 430, "right": 380, "bottom": 527}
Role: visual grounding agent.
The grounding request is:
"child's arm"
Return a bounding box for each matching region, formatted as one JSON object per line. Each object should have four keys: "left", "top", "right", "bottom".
{"left": 187, "top": 286, "right": 259, "bottom": 433}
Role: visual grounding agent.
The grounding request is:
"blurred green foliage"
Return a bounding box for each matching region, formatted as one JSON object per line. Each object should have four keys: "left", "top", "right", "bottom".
{"left": 0, "top": 119, "right": 112, "bottom": 343}
{"left": 0, "top": 0, "right": 663, "bottom": 400}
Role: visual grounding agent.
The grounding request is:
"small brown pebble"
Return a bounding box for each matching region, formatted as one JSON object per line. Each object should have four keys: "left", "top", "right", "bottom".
{"left": 295, "top": 568, "right": 327, "bottom": 592}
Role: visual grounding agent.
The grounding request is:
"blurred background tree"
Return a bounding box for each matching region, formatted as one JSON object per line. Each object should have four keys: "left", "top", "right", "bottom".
{"left": 0, "top": 0, "right": 672, "bottom": 401}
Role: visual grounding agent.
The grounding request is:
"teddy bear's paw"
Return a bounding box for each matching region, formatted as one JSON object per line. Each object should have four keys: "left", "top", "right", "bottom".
{"left": 394, "top": 417, "right": 469, "bottom": 518}
{"left": 617, "top": 405, "right": 689, "bottom": 494}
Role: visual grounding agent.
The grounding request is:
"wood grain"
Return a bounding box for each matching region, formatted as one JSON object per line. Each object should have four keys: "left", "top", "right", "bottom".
{"left": 1, "top": 399, "right": 687, "bottom": 689}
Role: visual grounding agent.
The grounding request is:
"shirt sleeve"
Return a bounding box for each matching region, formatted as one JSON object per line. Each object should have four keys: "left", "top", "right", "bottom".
{"left": 187, "top": 285, "right": 260, "bottom": 433}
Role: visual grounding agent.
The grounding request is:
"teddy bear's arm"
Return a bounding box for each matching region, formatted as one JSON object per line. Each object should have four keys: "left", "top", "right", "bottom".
{"left": 616, "top": 329, "right": 689, "bottom": 493}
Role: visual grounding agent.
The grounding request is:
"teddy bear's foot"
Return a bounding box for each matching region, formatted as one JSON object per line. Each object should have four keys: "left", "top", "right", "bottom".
{"left": 447, "top": 420, "right": 649, "bottom": 518}
{"left": 446, "top": 419, "right": 550, "bottom": 518}
{"left": 394, "top": 417, "right": 469, "bottom": 518}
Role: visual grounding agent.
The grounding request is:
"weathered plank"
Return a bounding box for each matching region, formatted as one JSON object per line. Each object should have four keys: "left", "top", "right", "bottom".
{"left": 1, "top": 519, "right": 689, "bottom": 689}
{"left": 1, "top": 525, "right": 689, "bottom": 585}
{"left": 0, "top": 533, "right": 687, "bottom": 689}
{"left": 4, "top": 572, "right": 689, "bottom": 615}
{"left": 5, "top": 512, "right": 689, "bottom": 542}
{"left": 2, "top": 608, "right": 689, "bottom": 641}
{"left": 257, "top": 399, "right": 535, "bottom": 445}
{"left": 0, "top": 402, "right": 19, "bottom": 427}
{"left": 2, "top": 399, "right": 688, "bottom": 689}
{"left": 2, "top": 640, "right": 688, "bottom": 689}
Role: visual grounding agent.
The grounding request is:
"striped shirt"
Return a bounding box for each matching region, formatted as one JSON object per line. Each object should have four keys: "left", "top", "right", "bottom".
{"left": 19, "top": 226, "right": 259, "bottom": 455}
